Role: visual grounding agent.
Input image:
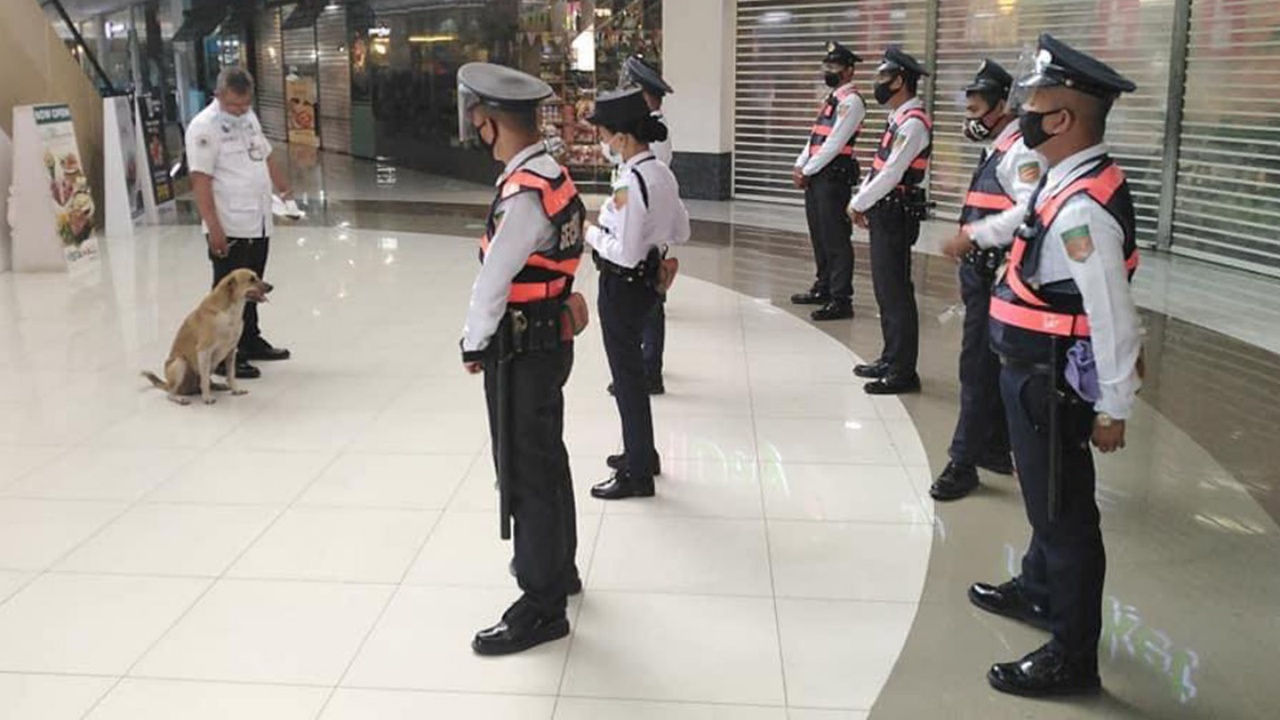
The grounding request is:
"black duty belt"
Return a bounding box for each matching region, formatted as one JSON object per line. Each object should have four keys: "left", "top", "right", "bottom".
{"left": 593, "top": 250, "right": 658, "bottom": 283}
{"left": 504, "top": 297, "right": 572, "bottom": 355}
{"left": 964, "top": 247, "right": 1006, "bottom": 274}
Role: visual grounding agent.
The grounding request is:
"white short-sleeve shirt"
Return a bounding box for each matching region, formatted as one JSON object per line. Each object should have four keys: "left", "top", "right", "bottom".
{"left": 185, "top": 99, "right": 274, "bottom": 238}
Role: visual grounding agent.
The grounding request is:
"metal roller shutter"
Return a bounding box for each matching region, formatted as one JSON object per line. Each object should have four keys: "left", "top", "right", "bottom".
{"left": 316, "top": 6, "right": 352, "bottom": 154}
{"left": 931, "top": 0, "right": 1176, "bottom": 247}
{"left": 1171, "top": 0, "right": 1280, "bottom": 277}
{"left": 255, "top": 8, "right": 287, "bottom": 142}
{"left": 734, "top": 0, "right": 932, "bottom": 205}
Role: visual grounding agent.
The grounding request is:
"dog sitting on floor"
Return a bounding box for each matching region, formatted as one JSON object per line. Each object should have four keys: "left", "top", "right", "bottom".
{"left": 142, "top": 268, "right": 272, "bottom": 405}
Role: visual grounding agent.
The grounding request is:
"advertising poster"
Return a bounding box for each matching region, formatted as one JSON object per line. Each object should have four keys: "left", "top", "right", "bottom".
{"left": 35, "top": 104, "right": 98, "bottom": 264}
{"left": 287, "top": 72, "right": 321, "bottom": 147}
{"left": 137, "top": 94, "right": 174, "bottom": 205}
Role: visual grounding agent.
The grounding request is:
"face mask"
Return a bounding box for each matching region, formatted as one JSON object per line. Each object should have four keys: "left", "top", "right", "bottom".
{"left": 477, "top": 119, "right": 498, "bottom": 153}
{"left": 963, "top": 117, "right": 994, "bottom": 143}
{"left": 600, "top": 139, "right": 622, "bottom": 166}
{"left": 873, "top": 79, "right": 897, "bottom": 106}
{"left": 823, "top": 72, "right": 842, "bottom": 88}
{"left": 1019, "top": 108, "right": 1062, "bottom": 150}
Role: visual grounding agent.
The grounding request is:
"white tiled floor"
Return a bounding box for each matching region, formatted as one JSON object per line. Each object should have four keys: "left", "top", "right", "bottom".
{"left": 0, "top": 225, "right": 932, "bottom": 718}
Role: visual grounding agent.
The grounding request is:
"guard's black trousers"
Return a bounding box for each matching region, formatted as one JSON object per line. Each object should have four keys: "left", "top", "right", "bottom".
{"left": 483, "top": 343, "right": 578, "bottom": 616}
{"left": 1001, "top": 362, "right": 1105, "bottom": 664}
{"left": 803, "top": 170, "right": 855, "bottom": 302}
{"left": 641, "top": 297, "right": 665, "bottom": 381}
{"left": 948, "top": 262, "right": 1009, "bottom": 465}
{"left": 600, "top": 271, "right": 660, "bottom": 477}
{"left": 867, "top": 199, "right": 920, "bottom": 376}
{"left": 209, "top": 235, "right": 269, "bottom": 351}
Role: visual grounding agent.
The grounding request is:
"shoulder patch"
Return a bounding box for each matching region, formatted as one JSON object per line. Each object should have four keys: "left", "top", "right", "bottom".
{"left": 893, "top": 134, "right": 908, "bottom": 150}
{"left": 613, "top": 187, "right": 629, "bottom": 209}
{"left": 195, "top": 134, "right": 212, "bottom": 149}
{"left": 1018, "top": 162, "right": 1042, "bottom": 184}
{"left": 837, "top": 104, "right": 850, "bottom": 119}
{"left": 1062, "top": 225, "right": 1095, "bottom": 262}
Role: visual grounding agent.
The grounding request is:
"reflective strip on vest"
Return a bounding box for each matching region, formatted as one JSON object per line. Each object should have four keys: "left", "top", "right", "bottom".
{"left": 481, "top": 167, "right": 582, "bottom": 303}
{"left": 989, "top": 296, "right": 1091, "bottom": 338}
{"left": 507, "top": 276, "right": 570, "bottom": 303}
{"left": 964, "top": 191, "right": 1016, "bottom": 211}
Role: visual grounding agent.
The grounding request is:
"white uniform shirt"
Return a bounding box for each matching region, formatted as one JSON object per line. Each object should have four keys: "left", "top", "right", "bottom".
{"left": 848, "top": 97, "right": 931, "bottom": 213}
{"left": 650, "top": 111, "right": 674, "bottom": 166}
{"left": 185, "top": 99, "right": 274, "bottom": 238}
{"left": 795, "top": 81, "right": 866, "bottom": 177}
{"left": 1025, "top": 144, "right": 1142, "bottom": 420}
{"left": 586, "top": 151, "right": 691, "bottom": 269}
{"left": 462, "top": 144, "right": 560, "bottom": 354}
{"left": 967, "top": 123, "right": 1046, "bottom": 249}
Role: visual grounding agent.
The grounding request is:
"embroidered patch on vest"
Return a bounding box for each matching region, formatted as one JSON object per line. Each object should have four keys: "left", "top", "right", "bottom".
{"left": 1018, "top": 162, "right": 1042, "bottom": 184}
{"left": 1062, "top": 225, "right": 1095, "bottom": 262}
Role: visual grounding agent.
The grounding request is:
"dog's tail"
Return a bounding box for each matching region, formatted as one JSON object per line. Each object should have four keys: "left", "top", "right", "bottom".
{"left": 140, "top": 371, "right": 169, "bottom": 391}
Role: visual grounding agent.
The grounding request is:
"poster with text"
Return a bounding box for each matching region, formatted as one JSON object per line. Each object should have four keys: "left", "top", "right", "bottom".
{"left": 137, "top": 94, "right": 174, "bottom": 205}
{"left": 35, "top": 104, "right": 98, "bottom": 262}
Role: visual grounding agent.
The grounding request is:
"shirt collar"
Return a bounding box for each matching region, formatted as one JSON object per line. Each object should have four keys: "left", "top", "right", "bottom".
{"left": 623, "top": 150, "right": 655, "bottom": 170}
{"left": 992, "top": 119, "right": 1020, "bottom": 149}
{"left": 498, "top": 143, "right": 547, "bottom": 186}
{"left": 893, "top": 97, "right": 924, "bottom": 121}
{"left": 1044, "top": 143, "right": 1109, "bottom": 194}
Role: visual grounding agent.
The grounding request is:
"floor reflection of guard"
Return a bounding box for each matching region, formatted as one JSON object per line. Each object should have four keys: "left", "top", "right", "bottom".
{"left": 945, "top": 34, "right": 1143, "bottom": 697}
{"left": 458, "top": 63, "right": 586, "bottom": 656}
{"left": 621, "top": 54, "right": 675, "bottom": 395}
{"left": 848, "top": 47, "right": 933, "bottom": 395}
{"left": 585, "top": 88, "right": 692, "bottom": 501}
{"left": 789, "top": 41, "right": 865, "bottom": 322}
{"left": 930, "top": 59, "right": 1045, "bottom": 502}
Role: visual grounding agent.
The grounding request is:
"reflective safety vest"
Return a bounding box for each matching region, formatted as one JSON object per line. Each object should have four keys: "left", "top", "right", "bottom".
{"left": 959, "top": 130, "right": 1023, "bottom": 228}
{"left": 988, "top": 157, "right": 1139, "bottom": 361}
{"left": 480, "top": 161, "right": 586, "bottom": 304}
{"left": 808, "top": 85, "right": 862, "bottom": 159}
{"left": 869, "top": 106, "right": 932, "bottom": 187}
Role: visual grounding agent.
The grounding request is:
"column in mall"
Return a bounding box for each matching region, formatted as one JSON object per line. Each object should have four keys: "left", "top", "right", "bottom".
{"left": 661, "top": 0, "right": 734, "bottom": 200}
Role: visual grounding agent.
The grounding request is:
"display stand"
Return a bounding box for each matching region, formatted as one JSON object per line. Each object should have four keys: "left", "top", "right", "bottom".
{"left": 8, "top": 104, "right": 99, "bottom": 273}
{"left": 135, "top": 93, "right": 175, "bottom": 221}
{"left": 0, "top": 127, "right": 13, "bottom": 273}
{"left": 103, "top": 96, "right": 142, "bottom": 238}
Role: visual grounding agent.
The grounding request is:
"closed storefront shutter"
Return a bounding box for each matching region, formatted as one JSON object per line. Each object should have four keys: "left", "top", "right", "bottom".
{"left": 931, "top": 0, "right": 1176, "bottom": 247}
{"left": 734, "top": 0, "right": 931, "bottom": 205}
{"left": 255, "top": 8, "right": 287, "bottom": 142}
{"left": 1172, "top": 0, "right": 1280, "bottom": 276}
{"left": 316, "top": 6, "right": 352, "bottom": 155}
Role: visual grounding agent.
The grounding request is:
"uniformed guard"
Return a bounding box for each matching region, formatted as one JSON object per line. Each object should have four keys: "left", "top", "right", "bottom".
{"left": 621, "top": 54, "right": 675, "bottom": 395}
{"left": 185, "top": 67, "right": 294, "bottom": 380}
{"left": 848, "top": 46, "right": 932, "bottom": 394}
{"left": 931, "top": 59, "right": 1045, "bottom": 501}
{"left": 789, "top": 41, "right": 866, "bottom": 321}
{"left": 953, "top": 34, "right": 1142, "bottom": 697}
{"left": 584, "top": 88, "right": 692, "bottom": 501}
{"left": 458, "top": 62, "right": 586, "bottom": 656}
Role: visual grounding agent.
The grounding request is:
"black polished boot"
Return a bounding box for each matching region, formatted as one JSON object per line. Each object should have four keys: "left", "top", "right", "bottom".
{"left": 853, "top": 360, "right": 889, "bottom": 379}
{"left": 988, "top": 642, "right": 1101, "bottom": 698}
{"left": 790, "top": 289, "right": 830, "bottom": 306}
{"left": 810, "top": 300, "right": 854, "bottom": 321}
{"left": 930, "top": 461, "right": 979, "bottom": 501}
{"left": 591, "top": 469, "right": 655, "bottom": 500}
{"left": 606, "top": 451, "right": 662, "bottom": 476}
{"left": 968, "top": 579, "right": 1051, "bottom": 631}
{"left": 863, "top": 373, "right": 921, "bottom": 395}
{"left": 472, "top": 597, "right": 570, "bottom": 656}
{"left": 242, "top": 337, "right": 291, "bottom": 361}
{"left": 215, "top": 358, "right": 261, "bottom": 379}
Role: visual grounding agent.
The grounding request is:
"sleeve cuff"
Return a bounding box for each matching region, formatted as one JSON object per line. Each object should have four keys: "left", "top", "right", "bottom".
{"left": 460, "top": 339, "right": 486, "bottom": 363}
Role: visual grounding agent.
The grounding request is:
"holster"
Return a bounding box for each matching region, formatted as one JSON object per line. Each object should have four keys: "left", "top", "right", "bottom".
{"left": 963, "top": 247, "right": 1007, "bottom": 278}
{"left": 900, "top": 186, "right": 935, "bottom": 221}
{"left": 506, "top": 292, "right": 587, "bottom": 355}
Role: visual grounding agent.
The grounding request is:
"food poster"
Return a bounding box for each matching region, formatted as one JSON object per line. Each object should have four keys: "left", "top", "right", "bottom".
{"left": 137, "top": 94, "right": 174, "bottom": 205}
{"left": 287, "top": 72, "right": 321, "bottom": 147}
{"left": 34, "top": 104, "right": 98, "bottom": 262}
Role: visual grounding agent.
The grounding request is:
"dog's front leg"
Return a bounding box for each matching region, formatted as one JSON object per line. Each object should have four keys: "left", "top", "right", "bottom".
{"left": 197, "top": 349, "right": 216, "bottom": 404}
{"left": 227, "top": 349, "right": 248, "bottom": 396}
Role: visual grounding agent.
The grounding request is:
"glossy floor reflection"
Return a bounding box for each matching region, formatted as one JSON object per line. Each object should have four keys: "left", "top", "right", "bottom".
{"left": 0, "top": 224, "right": 929, "bottom": 719}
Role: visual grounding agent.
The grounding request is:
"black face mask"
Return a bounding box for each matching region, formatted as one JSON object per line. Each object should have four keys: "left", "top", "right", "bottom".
{"left": 477, "top": 118, "right": 498, "bottom": 153}
{"left": 1019, "top": 108, "right": 1062, "bottom": 150}
{"left": 824, "top": 72, "right": 843, "bottom": 88}
{"left": 873, "top": 79, "right": 898, "bottom": 106}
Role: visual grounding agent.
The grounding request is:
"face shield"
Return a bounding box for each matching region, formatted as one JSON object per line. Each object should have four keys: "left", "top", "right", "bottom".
{"left": 1008, "top": 44, "right": 1049, "bottom": 114}
{"left": 457, "top": 82, "right": 485, "bottom": 146}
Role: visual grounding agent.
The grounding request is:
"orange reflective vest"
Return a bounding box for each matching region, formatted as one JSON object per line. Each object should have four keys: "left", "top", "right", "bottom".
{"left": 869, "top": 106, "right": 932, "bottom": 187}
{"left": 808, "top": 85, "right": 862, "bottom": 159}
{"left": 480, "top": 161, "right": 585, "bottom": 305}
{"left": 959, "top": 130, "right": 1023, "bottom": 227}
{"left": 988, "top": 157, "right": 1139, "bottom": 360}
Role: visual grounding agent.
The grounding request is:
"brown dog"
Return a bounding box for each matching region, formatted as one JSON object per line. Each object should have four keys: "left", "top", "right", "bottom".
{"left": 142, "top": 268, "right": 273, "bottom": 405}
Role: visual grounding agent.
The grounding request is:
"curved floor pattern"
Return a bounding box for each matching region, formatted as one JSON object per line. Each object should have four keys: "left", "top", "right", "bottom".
{"left": 0, "top": 224, "right": 932, "bottom": 719}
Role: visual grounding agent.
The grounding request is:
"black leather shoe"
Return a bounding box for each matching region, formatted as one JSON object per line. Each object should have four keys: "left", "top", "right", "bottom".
{"left": 988, "top": 642, "right": 1101, "bottom": 698}
{"left": 591, "top": 470, "right": 655, "bottom": 500}
{"left": 969, "top": 579, "right": 1051, "bottom": 631}
{"left": 930, "top": 462, "right": 979, "bottom": 501}
{"left": 810, "top": 301, "right": 854, "bottom": 321}
{"left": 215, "top": 359, "right": 261, "bottom": 379}
{"left": 790, "top": 289, "right": 830, "bottom": 306}
{"left": 243, "top": 338, "right": 291, "bottom": 362}
{"left": 606, "top": 452, "right": 662, "bottom": 476}
{"left": 853, "top": 361, "right": 889, "bottom": 379}
{"left": 472, "top": 600, "right": 570, "bottom": 656}
{"left": 863, "top": 373, "right": 921, "bottom": 395}
{"left": 607, "top": 379, "right": 665, "bottom": 397}
{"left": 977, "top": 451, "right": 1015, "bottom": 476}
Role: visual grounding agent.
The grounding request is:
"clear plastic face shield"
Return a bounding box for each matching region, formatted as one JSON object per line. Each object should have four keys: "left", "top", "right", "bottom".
{"left": 1008, "top": 44, "right": 1050, "bottom": 114}
{"left": 457, "top": 82, "right": 485, "bottom": 146}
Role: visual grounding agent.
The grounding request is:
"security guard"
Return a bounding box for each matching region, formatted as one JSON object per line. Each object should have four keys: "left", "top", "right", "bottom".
{"left": 458, "top": 63, "right": 585, "bottom": 656}
{"left": 931, "top": 60, "right": 1045, "bottom": 501}
{"left": 622, "top": 55, "right": 675, "bottom": 394}
{"left": 186, "top": 67, "right": 293, "bottom": 380}
{"left": 848, "top": 47, "right": 932, "bottom": 394}
{"left": 585, "top": 88, "right": 691, "bottom": 501}
{"left": 949, "top": 34, "right": 1141, "bottom": 696}
{"left": 789, "top": 41, "right": 865, "bottom": 321}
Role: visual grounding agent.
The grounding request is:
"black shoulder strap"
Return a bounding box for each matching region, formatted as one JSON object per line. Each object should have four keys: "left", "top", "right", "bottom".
{"left": 630, "top": 166, "right": 651, "bottom": 207}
